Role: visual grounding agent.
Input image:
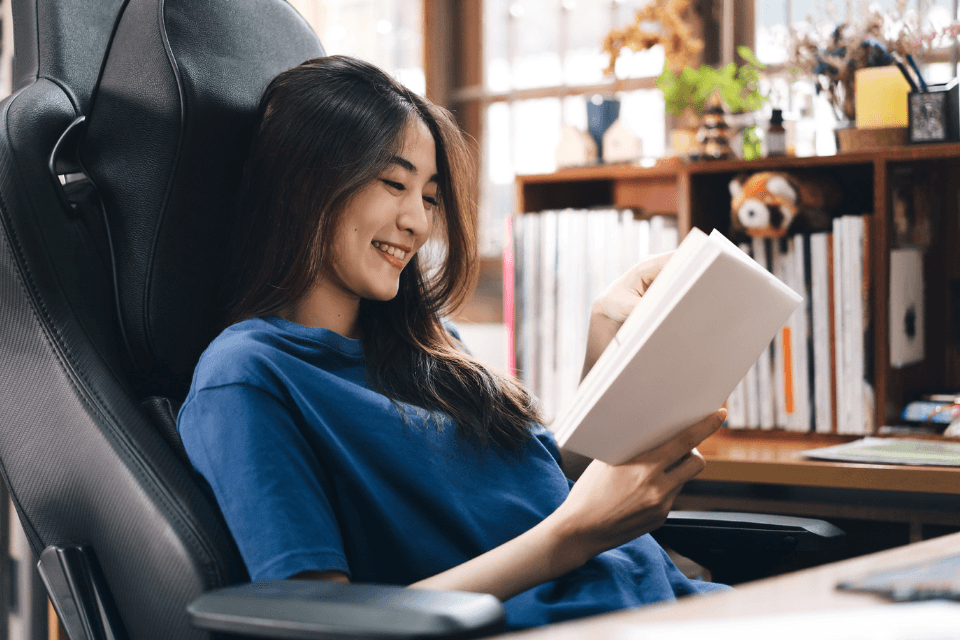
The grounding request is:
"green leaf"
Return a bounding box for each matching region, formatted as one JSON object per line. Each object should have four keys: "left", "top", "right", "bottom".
{"left": 737, "top": 46, "right": 765, "bottom": 68}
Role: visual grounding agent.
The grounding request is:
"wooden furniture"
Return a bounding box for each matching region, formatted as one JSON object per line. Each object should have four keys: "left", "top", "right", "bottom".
{"left": 516, "top": 145, "right": 960, "bottom": 547}
{"left": 677, "top": 429, "right": 960, "bottom": 544}
{"left": 490, "top": 529, "right": 960, "bottom": 638}
{"left": 516, "top": 144, "right": 960, "bottom": 434}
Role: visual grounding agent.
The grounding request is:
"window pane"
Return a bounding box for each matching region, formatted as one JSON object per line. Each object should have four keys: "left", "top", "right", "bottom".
{"left": 291, "top": 0, "right": 425, "bottom": 94}
{"left": 513, "top": 98, "right": 563, "bottom": 174}
{"left": 485, "top": 0, "right": 563, "bottom": 90}
{"left": 618, "top": 89, "right": 666, "bottom": 158}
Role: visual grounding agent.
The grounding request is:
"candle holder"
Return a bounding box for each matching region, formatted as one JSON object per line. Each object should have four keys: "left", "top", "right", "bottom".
{"left": 908, "top": 79, "right": 960, "bottom": 143}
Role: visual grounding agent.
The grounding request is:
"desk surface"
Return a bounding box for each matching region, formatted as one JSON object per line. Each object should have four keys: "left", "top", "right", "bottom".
{"left": 696, "top": 429, "right": 960, "bottom": 495}
{"left": 494, "top": 530, "right": 960, "bottom": 638}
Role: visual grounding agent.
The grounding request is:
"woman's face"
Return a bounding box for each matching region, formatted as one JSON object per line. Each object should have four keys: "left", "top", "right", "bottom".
{"left": 326, "top": 118, "right": 438, "bottom": 303}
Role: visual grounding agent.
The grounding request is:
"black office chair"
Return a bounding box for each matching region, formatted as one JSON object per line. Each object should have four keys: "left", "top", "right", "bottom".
{"left": 0, "top": 0, "right": 843, "bottom": 639}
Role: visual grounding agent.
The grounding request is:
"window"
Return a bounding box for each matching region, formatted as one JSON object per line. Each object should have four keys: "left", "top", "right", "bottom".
{"left": 289, "top": 0, "right": 426, "bottom": 94}
{"left": 474, "top": 0, "right": 668, "bottom": 255}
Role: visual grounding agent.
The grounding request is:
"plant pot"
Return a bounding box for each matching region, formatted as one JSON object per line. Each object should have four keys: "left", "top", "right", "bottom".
{"left": 836, "top": 125, "right": 909, "bottom": 152}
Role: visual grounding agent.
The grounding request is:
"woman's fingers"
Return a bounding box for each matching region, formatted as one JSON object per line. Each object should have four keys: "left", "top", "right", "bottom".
{"left": 594, "top": 251, "right": 675, "bottom": 323}
{"left": 663, "top": 447, "right": 707, "bottom": 482}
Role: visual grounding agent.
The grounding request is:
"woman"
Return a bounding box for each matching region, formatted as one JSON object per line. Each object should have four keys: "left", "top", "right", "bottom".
{"left": 177, "top": 55, "right": 728, "bottom": 630}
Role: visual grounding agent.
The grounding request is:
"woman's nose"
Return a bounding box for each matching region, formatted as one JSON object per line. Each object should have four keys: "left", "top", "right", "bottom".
{"left": 398, "top": 194, "right": 432, "bottom": 237}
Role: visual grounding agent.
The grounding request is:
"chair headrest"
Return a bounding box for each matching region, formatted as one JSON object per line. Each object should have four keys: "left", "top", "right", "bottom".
{"left": 79, "top": 0, "right": 324, "bottom": 398}
{"left": 12, "top": 0, "right": 127, "bottom": 113}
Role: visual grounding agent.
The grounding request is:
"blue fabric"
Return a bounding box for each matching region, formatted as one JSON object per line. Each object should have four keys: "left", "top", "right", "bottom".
{"left": 177, "top": 316, "right": 728, "bottom": 630}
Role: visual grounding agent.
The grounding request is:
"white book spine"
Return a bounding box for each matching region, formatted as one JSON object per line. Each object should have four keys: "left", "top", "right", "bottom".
{"left": 752, "top": 237, "right": 776, "bottom": 430}
{"left": 771, "top": 238, "right": 789, "bottom": 429}
{"left": 650, "top": 215, "right": 679, "bottom": 254}
{"left": 587, "top": 211, "right": 609, "bottom": 308}
{"left": 637, "top": 218, "right": 651, "bottom": 263}
{"left": 605, "top": 209, "right": 622, "bottom": 289}
{"left": 790, "top": 234, "right": 812, "bottom": 432}
{"left": 620, "top": 210, "right": 640, "bottom": 274}
{"left": 522, "top": 213, "right": 540, "bottom": 394}
{"left": 511, "top": 214, "right": 524, "bottom": 380}
{"left": 726, "top": 247, "right": 748, "bottom": 427}
{"left": 809, "top": 232, "right": 834, "bottom": 434}
{"left": 738, "top": 242, "right": 761, "bottom": 430}
{"left": 843, "top": 215, "right": 865, "bottom": 435}
{"left": 539, "top": 210, "right": 558, "bottom": 424}
{"left": 555, "top": 211, "right": 576, "bottom": 420}
{"left": 725, "top": 378, "right": 748, "bottom": 428}
{"left": 832, "top": 217, "right": 849, "bottom": 434}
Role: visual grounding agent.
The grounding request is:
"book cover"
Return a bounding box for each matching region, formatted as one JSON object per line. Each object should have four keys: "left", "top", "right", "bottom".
{"left": 554, "top": 229, "right": 801, "bottom": 465}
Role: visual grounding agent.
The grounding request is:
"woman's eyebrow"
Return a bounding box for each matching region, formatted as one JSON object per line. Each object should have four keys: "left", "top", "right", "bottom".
{"left": 389, "top": 156, "right": 439, "bottom": 183}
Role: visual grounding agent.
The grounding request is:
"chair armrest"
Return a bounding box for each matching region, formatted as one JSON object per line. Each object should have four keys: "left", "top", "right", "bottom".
{"left": 186, "top": 580, "right": 506, "bottom": 640}
{"left": 658, "top": 510, "right": 846, "bottom": 552}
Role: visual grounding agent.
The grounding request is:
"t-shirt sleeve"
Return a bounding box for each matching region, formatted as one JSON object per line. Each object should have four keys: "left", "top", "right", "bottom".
{"left": 177, "top": 383, "right": 350, "bottom": 581}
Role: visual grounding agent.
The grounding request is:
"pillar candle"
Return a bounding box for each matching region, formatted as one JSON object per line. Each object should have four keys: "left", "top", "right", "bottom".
{"left": 855, "top": 66, "right": 911, "bottom": 128}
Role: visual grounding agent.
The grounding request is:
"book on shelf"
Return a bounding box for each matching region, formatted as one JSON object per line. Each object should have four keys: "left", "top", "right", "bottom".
{"left": 553, "top": 228, "right": 802, "bottom": 465}
{"left": 724, "top": 214, "right": 873, "bottom": 435}
{"left": 751, "top": 237, "right": 777, "bottom": 430}
{"left": 772, "top": 235, "right": 813, "bottom": 432}
{"left": 809, "top": 231, "right": 838, "bottom": 434}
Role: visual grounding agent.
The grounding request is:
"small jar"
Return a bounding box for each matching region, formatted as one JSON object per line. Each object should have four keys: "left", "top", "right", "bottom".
{"left": 764, "top": 109, "right": 787, "bottom": 157}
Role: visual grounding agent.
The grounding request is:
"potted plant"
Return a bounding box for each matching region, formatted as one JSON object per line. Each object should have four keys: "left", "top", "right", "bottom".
{"left": 657, "top": 47, "right": 768, "bottom": 159}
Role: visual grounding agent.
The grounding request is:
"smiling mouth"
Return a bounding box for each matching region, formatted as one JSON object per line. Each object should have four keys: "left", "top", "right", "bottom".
{"left": 372, "top": 241, "right": 406, "bottom": 269}
{"left": 372, "top": 241, "right": 407, "bottom": 260}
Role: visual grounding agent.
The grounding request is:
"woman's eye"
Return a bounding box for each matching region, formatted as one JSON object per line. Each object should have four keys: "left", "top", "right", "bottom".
{"left": 381, "top": 179, "right": 404, "bottom": 191}
{"left": 423, "top": 195, "right": 439, "bottom": 207}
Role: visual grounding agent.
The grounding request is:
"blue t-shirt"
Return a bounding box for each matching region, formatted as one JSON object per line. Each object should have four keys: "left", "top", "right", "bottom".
{"left": 177, "top": 316, "right": 726, "bottom": 629}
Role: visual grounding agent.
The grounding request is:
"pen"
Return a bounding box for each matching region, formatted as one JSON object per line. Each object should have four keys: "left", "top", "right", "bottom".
{"left": 905, "top": 54, "right": 929, "bottom": 92}
{"left": 891, "top": 56, "right": 919, "bottom": 92}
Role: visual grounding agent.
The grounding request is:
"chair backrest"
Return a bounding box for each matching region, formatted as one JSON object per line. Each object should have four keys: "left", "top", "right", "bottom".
{"left": 0, "top": 1, "right": 322, "bottom": 638}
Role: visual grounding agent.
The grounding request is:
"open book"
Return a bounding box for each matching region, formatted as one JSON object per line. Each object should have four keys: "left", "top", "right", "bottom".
{"left": 554, "top": 228, "right": 802, "bottom": 465}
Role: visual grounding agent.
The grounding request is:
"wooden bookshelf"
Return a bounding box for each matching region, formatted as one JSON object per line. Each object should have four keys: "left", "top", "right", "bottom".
{"left": 516, "top": 143, "right": 960, "bottom": 435}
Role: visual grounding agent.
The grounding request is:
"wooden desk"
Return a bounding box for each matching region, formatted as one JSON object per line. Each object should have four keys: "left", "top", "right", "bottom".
{"left": 675, "top": 429, "right": 960, "bottom": 543}
{"left": 494, "top": 529, "right": 960, "bottom": 638}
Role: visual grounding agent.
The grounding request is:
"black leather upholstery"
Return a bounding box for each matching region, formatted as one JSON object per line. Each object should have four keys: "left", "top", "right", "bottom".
{"left": 12, "top": 0, "right": 126, "bottom": 112}
{"left": 0, "top": 0, "right": 322, "bottom": 639}
{"left": 81, "top": 0, "right": 324, "bottom": 399}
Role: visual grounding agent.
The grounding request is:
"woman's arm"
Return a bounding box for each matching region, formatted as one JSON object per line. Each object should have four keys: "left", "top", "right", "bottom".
{"left": 408, "top": 410, "right": 722, "bottom": 601}
{"left": 295, "top": 249, "right": 720, "bottom": 602}
{"left": 293, "top": 410, "right": 724, "bottom": 603}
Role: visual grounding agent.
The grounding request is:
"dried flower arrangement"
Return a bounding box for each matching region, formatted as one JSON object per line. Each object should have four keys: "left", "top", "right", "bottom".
{"left": 602, "top": 0, "right": 704, "bottom": 74}
{"left": 791, "top": 0, "right": 924, "bottom": 122}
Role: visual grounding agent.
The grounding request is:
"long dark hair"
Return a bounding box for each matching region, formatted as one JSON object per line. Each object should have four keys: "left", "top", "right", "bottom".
{"left": 224, "top": 55, "right": 543, "bottom": 449}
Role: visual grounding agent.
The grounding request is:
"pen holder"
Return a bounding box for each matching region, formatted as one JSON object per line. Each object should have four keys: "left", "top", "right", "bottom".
{"left": 908, "top": 79, "right": 960, "bottom": 143}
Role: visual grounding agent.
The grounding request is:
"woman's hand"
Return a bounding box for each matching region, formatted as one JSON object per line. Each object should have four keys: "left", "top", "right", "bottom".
{"left": 548, "top": 409, "right": 725, "bottom": 567}
{"left": 407, "top": 409, "right": 723, "bottom": 601}
{"left": 582, "top": 252, "right": 673, "bottom": 379}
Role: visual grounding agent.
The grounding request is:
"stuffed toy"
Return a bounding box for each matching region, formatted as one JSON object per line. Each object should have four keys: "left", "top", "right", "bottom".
{"left": 728, "top": 171, "right": 840, "bottom": 237}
